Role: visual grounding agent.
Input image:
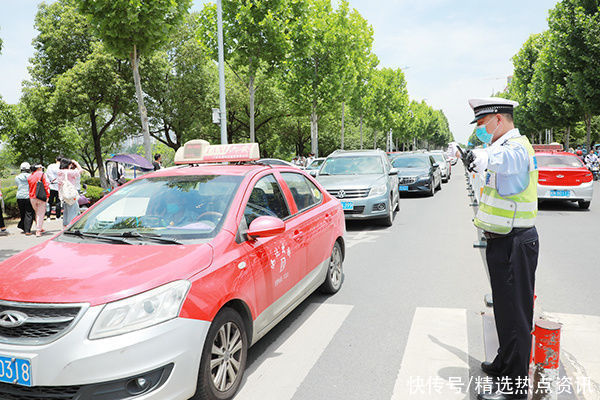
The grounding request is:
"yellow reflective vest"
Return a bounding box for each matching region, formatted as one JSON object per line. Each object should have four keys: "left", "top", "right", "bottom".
{"left": 474, "top": 135, "right": 538, "bottom": 234}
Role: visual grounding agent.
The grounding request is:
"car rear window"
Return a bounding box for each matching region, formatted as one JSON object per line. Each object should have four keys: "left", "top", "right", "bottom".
{"left": 537, "top": 155, "right": 584, "bottom": 168}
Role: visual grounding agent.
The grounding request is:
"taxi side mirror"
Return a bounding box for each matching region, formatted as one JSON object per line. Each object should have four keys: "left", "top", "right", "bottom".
{"left": 309, "top": 170, "right": 318, "bottom": 177}
{"left": 247, "top": 216, "right": 285, "bottom": 240}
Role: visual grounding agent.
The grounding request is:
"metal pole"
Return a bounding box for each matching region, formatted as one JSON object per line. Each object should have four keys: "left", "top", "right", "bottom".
{"left": 217, "top": 0, "right": 228, "bottom": 144}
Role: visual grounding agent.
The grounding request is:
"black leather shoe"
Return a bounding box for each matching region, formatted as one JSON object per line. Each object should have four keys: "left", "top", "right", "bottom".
{"left": 480, "top": 361, "right": 502, "bottom": 377}
{"left": 477, "top": 392, "right": 527, "bottom": 400}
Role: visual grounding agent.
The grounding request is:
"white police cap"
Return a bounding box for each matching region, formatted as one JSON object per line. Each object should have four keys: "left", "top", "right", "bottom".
{"left": 468, "top": 97, "right": 519, "bottom": 124}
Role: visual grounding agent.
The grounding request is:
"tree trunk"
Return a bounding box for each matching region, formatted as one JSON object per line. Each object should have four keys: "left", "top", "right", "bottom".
{"left": 249, "top": 74, "right": 256, "bottom": 142}
{"left": 311, "top": 102, "right": 319, "bottom": 157}
{"left": 373, "top": 130, "right": 377, "bottom": 149}
{"left": 585, "top": 114, "right": 592, "bottom": 151}
{"left": 360, "top": 114, "right": 364, "bottom": 149}
{"left": 565, "top": 126, "right": 571, "bottom": 150}
{"left": 90, "top": 111, "right": 108, "bottom": 189}
{"left": 340, "top": 102, "right": 345, "bottom": 150}
{"left": 131, "top": 44, "right": 152, "bottom": 162}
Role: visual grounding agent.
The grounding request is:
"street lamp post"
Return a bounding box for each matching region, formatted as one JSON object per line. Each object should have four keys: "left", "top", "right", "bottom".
{"left": 217, "top": 0, "right": 227, "bottom": 144}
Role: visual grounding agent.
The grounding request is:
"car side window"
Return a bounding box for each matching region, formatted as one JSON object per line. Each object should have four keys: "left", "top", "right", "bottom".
{"left": 243, "top": 174, "right": 290, "bottom": 227}
{"left": 280, "top": 172, "right": 323, "bottom": 212}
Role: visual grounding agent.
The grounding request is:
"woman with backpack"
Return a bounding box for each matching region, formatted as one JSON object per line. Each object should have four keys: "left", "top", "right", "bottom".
{"left": 58, "top": 158, "right": 83, "bottom": 227}
{"left": 15, "top": 162, "right": 35, "bottom": 235}
{"left": 27, "top": 164, "right": 50, "bottom": 237}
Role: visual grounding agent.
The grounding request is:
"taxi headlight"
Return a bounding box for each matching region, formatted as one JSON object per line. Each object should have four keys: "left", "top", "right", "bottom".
{"left": 89, "top": 280, "right": 191, "bottom": 340}
{"left": 370, "top": 183, "right": 387, "bottom": 196}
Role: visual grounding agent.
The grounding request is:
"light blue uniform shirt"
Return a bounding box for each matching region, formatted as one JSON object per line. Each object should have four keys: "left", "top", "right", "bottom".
{"left": 486, "top": 129, "right": 532, "bottom": 197}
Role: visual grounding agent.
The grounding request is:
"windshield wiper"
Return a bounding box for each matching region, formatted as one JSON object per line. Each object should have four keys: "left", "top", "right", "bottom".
{"left": 119, "top": 231, "right": 182, "bottom": 245}
{"left": 63, "top": 230, "right": 134, "bottom": 245}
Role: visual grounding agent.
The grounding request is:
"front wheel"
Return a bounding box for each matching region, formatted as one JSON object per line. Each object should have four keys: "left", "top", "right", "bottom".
{"left": 578, "top": 200, "right": 591, "bottom": 209}
{"left": 193, "top": 308, "right": 248, "bottom": 400}
{"left": 320, "top": 241, "right": 343, "bottom": 294}
{"left": 380, "top": 195, "right": 395, "bottom": 226}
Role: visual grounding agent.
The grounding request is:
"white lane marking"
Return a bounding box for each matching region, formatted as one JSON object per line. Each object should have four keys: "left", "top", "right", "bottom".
{"left": 234, "top": 303, "right": 353, "bottom": 400}
{"left": 545, "top": 312, "right": 600, "bottom": 399}
{"left": 346, "top": 229, "right": 389, "bottom": 249}
{"left": 392, "top": 307, "right": 469, "bottom": 399}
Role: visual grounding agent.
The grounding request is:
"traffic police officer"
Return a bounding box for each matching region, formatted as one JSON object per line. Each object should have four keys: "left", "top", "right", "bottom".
{"left": 466, "top": 98, "right": 539, "bottom": 400}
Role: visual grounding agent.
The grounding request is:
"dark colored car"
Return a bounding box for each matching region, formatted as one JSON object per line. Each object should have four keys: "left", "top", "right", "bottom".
{"left": 391, "top": 153, "right": 442, "bottom": 196}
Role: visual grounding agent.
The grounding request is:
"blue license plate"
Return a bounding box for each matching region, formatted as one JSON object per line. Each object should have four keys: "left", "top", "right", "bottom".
{"left": 399, "top": 186, "right": 409, "bottom": 191}
{"left": 341, "top": 201, "right": 354, "bottom": 210}
{"left": 0, "top": 355, "right": 32, "bottom": 386}
{"left": 550, "top": 189, "right": 570, "bottom": 197}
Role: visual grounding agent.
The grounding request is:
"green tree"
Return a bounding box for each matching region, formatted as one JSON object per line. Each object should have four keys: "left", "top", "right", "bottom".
{"left": 137, "top": 13, "right": 218, "bottom": 150}
{"left": 285, "top": 0, "right": 373, "bottom": 156}
{"left": 197, "top": 0, "right": 305, "bottom": 143}
{"left": 548, "top": 0, "right": 600, "bottom": 149}
{"left": 52, "top": 42, "right": 133, "bottom": 187}
{"left": 365, "top": 68, "right": 409, "bottom": 150}
{"left": 77, "top": 0, "right": 192, "bottom": 161}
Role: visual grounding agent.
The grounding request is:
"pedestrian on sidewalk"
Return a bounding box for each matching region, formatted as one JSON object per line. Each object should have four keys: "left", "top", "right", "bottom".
{"left": 58, "top": 158, "right": 83, "bottom": 227}
{"left": 0, "top": 182, "right": 7, "bottom": 236}
{"left": 46, "top": 156, "right": 62, "bottom": 220}
{"left": 15, "top": 162, "right": 34, "bottom": 235}
{"left": 463, "top": 98, "right": 539, "bottom": 400}
{"left": 152, "top": 153, "right": 162, "bottom": 171}
{"left": 28, "top": 164, "right": 50, "bottom": 237}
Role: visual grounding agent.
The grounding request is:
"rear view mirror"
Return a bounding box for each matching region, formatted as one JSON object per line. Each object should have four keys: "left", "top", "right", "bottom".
{"left": 433, "top": 163, "right": 439, "bottom": 169}
{"left": 247, "top": 216, "right": 285, "bottom": 240}
{"left": 389, "top": 168, "right": 399, "bottom": 175}
{"left": 309, "top": 170, "right": 318, "bottom": 177}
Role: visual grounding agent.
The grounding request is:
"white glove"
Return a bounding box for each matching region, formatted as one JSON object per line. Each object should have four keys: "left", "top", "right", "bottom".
{"left": 447, "top": 143, "right": 460, "bottom": 158}
{"left": 469, "top": 149, "right": 489, "bottom": 173}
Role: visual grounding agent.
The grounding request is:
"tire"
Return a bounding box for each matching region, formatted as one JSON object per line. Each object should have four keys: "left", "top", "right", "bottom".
{"left": 193, "top": 308, "right": 248, "bottom": 400}
{"left": 380, "top": 195, "right": 395, "bottom": 226}
{"left": 394, "top": 193, "right": 400, "bottom": 211}
{"left": 428, "top": 181, "right": 435, "bottom": 197}
{"left": 578, "top": 200, "right": 591, "bottom": 209}
{"left": 320, "top": 241, "right": 344, "bottom": 294}
{"left": 436, "top": 176, "right": 442, "bottom": 190}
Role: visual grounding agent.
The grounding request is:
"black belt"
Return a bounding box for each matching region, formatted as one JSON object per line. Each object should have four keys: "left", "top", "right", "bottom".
{"left": 483, "top": 227, "right": 532, "bottom": 240}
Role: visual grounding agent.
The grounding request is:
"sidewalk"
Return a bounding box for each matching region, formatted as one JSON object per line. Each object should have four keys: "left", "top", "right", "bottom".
{"left": 1, "top": 218, "right": 64, "bottom": 261}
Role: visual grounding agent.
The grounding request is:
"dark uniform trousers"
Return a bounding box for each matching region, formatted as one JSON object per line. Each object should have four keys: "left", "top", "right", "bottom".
{"left": 486, "top": 226, "right": 539, "bottom": 392}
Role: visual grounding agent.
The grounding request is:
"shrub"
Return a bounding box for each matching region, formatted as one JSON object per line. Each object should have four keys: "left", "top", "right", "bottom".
{"left": 1, "top": 185, "right": 19, "bottom": 218}
{"left": 84, "top": 185, "right": 105, "bottom": 204}
{"left": 81, "top": 176, "right": 102, "bottom": 187}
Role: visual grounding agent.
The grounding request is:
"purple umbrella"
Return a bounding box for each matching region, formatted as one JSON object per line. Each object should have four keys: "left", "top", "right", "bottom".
{"left": 106, "top": 154, "right": 154, "bottom": 170}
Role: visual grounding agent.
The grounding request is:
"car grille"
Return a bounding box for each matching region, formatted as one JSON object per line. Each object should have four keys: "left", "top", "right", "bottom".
{"left": 0, "top": 382, "right": 81, "bottom": 400}
{"left": 0, "top": 301, "right": 86, "bottom": 345}
{"left": 399, "top": 177, "right": 417, "bottom": 185}
{"left": 327, "top": 189, "right": 370, "bottom": 199}
{"left": 344, "top": 206, "right": 365, "bottom": 215}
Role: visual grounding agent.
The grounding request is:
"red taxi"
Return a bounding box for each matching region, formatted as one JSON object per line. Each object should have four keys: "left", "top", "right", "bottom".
{"left": 535, "top": 147, "right": 593, "bottom": 209}
{"left": 0, "top": 141, "right": 345, "bottom": 400}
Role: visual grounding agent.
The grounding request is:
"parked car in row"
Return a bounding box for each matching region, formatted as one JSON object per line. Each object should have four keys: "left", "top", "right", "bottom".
{"left": 536, "top": 149, "right": 593, "bottom": 209}
{"left": 0, "top": 141, "right": 345, "bottom": 400}
{"left": 390, "top": 153, "right": 442, "bottom": 197}
{"left": 312, "top": 149, "right": 399, "bottom": 226}
{"left": 430, "top": 150, "right": 451, "bottom": 182}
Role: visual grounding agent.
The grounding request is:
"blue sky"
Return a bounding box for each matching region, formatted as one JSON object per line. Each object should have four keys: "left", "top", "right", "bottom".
{"left": 0, "top": 0, "right": 558, "bottom": 144}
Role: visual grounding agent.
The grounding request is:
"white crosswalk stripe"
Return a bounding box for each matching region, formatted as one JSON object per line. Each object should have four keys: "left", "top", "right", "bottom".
{"left": 391, "top": 307, "right": 470, "bottom": 399}
{"left": 546, "top": 312, "right": 600, "bottom": 400}
{"left": 234, "top": 303, "right": 353, "bottom": 400}
{"left": 231, "top": 305, "right": 599, "bottom": 400}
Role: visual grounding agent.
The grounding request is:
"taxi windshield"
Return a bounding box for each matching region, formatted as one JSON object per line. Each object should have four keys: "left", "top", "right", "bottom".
{"left": 320, "top": 156, "right": 383, "bottom": 175}
{"left": 66, "top": 175, "right": 242, "bottom": 243}
{"left": 537, "top": 155, "right": 584, "bottom": 168}
{"left": 392, "top": 157, "right": 429, "bottom": 168}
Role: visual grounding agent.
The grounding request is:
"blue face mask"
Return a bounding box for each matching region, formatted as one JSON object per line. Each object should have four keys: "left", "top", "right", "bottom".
{"left": 475, "top": 117, "right": 498, "bottom": 144}
{"left": 166, "top": 203, "right": 180, "bottom": 214}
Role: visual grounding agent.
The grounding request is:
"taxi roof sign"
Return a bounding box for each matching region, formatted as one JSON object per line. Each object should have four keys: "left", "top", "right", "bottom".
{"left": 174, "top": 140, "right": 260, "bottom": 164}
{"left": 533, "top": 143, "right": 563, "bottom": 152}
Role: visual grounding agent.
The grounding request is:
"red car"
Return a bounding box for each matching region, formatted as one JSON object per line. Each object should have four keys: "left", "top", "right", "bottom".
{"left": 536, "top": 150, "right": 594, "bottom": 209}
{"left": 0, "top": 141, "right": 345, "bottom": 400}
